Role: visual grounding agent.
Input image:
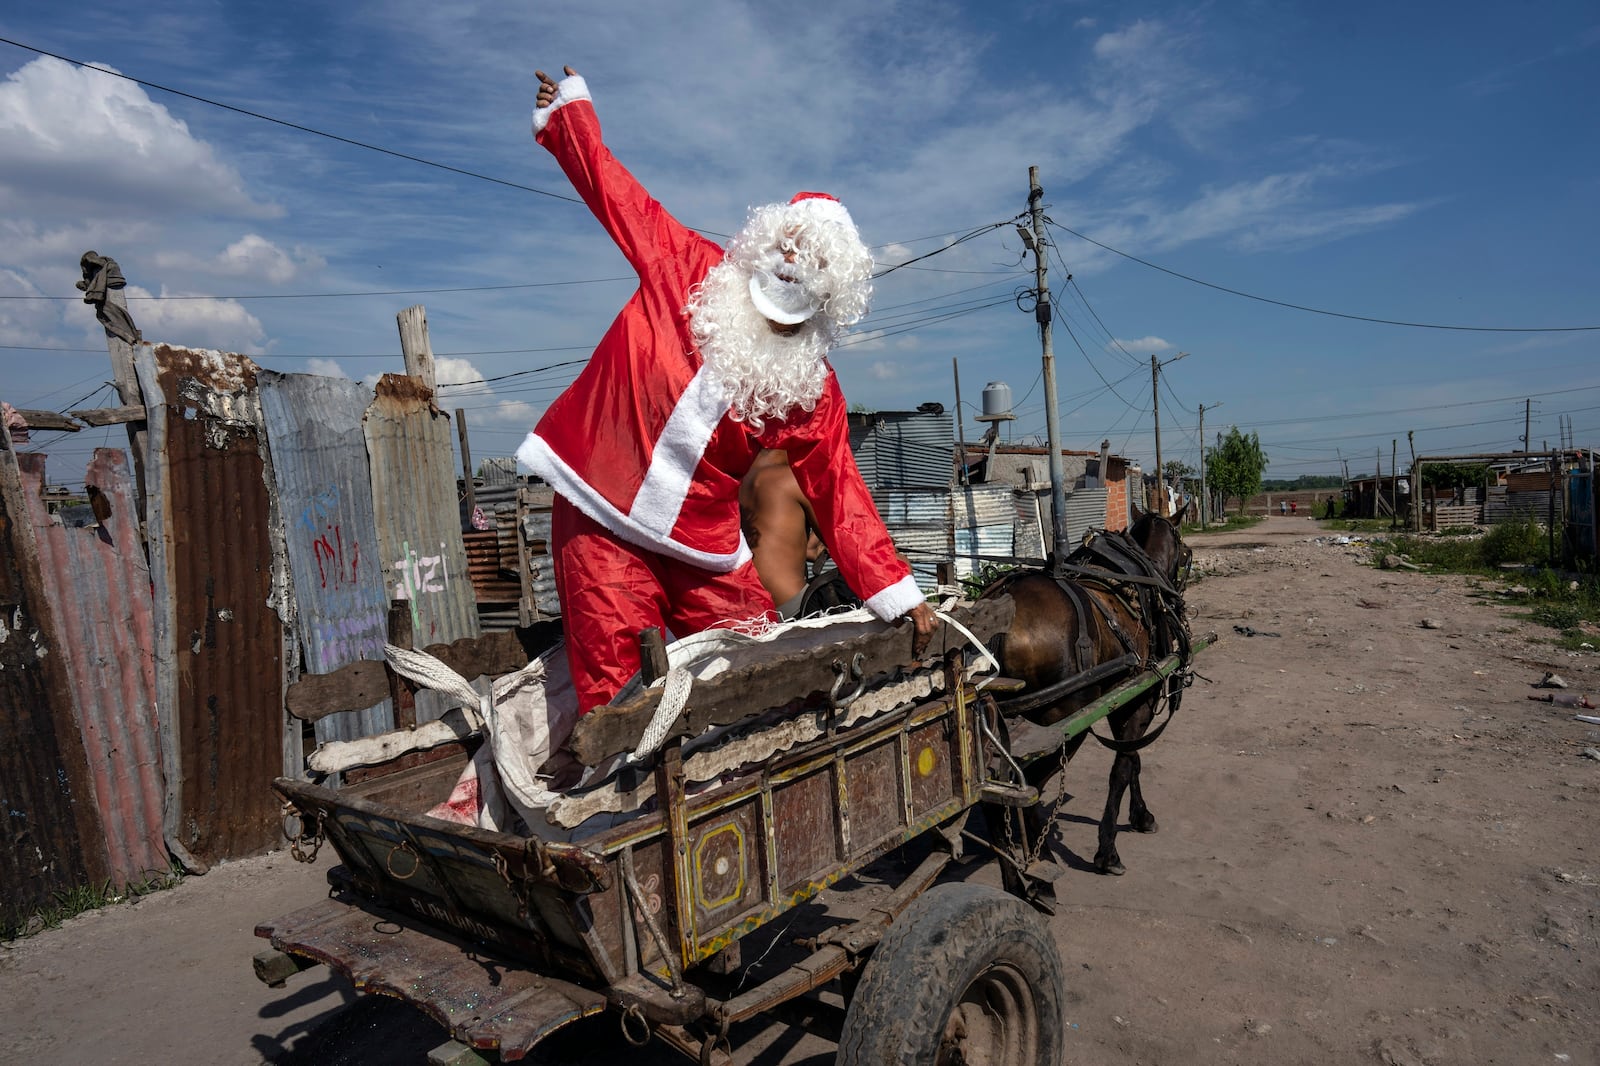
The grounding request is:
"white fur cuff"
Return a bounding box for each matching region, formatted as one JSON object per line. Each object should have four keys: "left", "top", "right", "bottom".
{"left": 864, "top": 573, "right": 926, "bottom": 622}
{"left": 531, "top": 74, "right": 592, "bottom": 136}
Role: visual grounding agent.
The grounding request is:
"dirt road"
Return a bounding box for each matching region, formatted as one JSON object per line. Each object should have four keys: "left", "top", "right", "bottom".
{"left": 2, "top": 515, "right": 1596, "bottom": 1064}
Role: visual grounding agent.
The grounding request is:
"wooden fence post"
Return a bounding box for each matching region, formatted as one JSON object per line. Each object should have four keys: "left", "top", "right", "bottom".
{"left": 396, "top": 305, "right": 437, "bottom": 393}
{"left": 75, "top": 252, "right": 149, "bottom": 522}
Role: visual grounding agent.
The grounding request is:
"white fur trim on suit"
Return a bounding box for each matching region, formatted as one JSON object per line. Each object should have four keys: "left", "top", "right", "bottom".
{"left": 515, "top": 431, "right": 753, "bottom": 573}
{"left": 864, "top": 574, "right": 925, "bottom": 622}
{"left": 531, "top": 74, "right": 591, "bottom": 135}
{"left": 629, "top": 367, "right": 728, "bottom": 536}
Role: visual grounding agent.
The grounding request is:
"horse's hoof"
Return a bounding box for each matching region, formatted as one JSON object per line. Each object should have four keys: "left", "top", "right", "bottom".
{"left": 1133, "top": 813, "right": 1159, "bottom": 834}
{"left": 1095, "top": 857, "right": 1126, "bottom": 876}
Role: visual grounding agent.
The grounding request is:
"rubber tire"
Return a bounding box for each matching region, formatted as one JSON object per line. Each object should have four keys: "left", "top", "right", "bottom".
{"left": 836, "top": 882, "right": 1065, "bottom": 1065}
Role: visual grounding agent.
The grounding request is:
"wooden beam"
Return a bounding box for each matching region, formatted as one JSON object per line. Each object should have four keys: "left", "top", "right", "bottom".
{"left": 285, "top": 621, "right": 560, "bottom": 721}
{"left": 567, "top": 597, "right": 1015, "bottom": 767}
{"left": 11, "top": 409, "right": 82, "bottom": 432}
{"left": 69, "top": 404, "right": 146, "bottom": 427}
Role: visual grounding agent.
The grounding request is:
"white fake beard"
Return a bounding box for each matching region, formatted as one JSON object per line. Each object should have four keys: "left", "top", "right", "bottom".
{"left": 688, "top": 259, "right": 831, "bottom": 432}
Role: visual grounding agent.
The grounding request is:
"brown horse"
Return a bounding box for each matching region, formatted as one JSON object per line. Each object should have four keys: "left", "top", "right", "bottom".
{"left": 981, "top": 511, "right": 1192, "bottom": 875}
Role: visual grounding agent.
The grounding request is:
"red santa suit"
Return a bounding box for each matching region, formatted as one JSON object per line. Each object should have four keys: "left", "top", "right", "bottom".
{"left": 517, "top": 75, "right": 924, "bottom": 715}
{"left": 521, "top": 74, "right": 928, "bottom": 713}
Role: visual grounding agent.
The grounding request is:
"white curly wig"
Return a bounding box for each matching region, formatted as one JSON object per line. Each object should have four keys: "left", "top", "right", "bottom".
{"left": 686, "top": 195, "right": 874, "bottom": 432}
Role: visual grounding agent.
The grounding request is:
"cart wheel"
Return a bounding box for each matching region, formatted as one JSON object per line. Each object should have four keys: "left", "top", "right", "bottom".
{"left": 836, "top": 882, "right": 1064, "bottom": 1065}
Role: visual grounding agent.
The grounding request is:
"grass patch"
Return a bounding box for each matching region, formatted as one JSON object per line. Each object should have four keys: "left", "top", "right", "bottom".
{"left": 1319, "top": 517, "right": 1395, "bottom": 533}
{"left": 1371, "top": 516, "right": 1599, "bottom": 649}
{"left": 2, "top": 862, "right": 184, "bottom": 941}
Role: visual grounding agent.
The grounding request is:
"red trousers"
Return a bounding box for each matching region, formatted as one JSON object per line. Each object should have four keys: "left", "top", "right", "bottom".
{"left": 551, "top": 496, "right": 776, "bottom": 715}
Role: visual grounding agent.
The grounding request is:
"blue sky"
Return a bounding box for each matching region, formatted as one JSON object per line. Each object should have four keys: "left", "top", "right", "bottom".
{"left": 2, "top": 1, "right": 1597, "bottom": 486}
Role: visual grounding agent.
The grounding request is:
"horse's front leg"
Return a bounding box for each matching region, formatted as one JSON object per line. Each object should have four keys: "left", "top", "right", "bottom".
{"left": 1094, "top": 750, "right": 1134, "bottom": 875}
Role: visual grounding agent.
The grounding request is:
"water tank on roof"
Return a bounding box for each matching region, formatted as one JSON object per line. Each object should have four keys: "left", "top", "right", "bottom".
{"left": 981, "top": 381, "right": 1013, "bottom": 418}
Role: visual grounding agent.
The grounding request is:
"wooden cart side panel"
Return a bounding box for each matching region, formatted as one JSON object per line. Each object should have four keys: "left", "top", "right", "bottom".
{"left": 844, "top": 738, "right": 904, "bottom": 846}
{"left": 772, "top": 768, "right": 839, "bottom": 894}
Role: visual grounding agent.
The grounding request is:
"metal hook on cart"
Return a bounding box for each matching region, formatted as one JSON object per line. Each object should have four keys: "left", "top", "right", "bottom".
{"left": 385, "top": 840, "right": 420, "bottom": 880}
{"left": 699, "top": 1011, "right": 732, "bottom": 1065}
{"left": 829, "top": 652, "right": 867, "bottom": 710}
{"left": 620, "top": 1002, "right": 652, "bottom": 1047}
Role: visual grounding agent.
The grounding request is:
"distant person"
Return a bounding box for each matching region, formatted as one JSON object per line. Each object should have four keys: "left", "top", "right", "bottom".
{"left": 1290, "top": 500, "right": 1297, "bottom": 516}
{"left": 1279, "top": 500, "right": 1287, "bottom": 516}
{"left": 1324, "top": 495, "right": 1335, "bottom": 519}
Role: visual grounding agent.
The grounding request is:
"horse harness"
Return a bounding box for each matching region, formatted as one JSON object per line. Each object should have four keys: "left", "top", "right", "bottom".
{"left": 988, "top": 527, "right": 1193, "bottom": 753}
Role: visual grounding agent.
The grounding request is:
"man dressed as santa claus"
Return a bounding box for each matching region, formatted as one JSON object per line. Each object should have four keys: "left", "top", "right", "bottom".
{"left": 518, "top": 66, "right": 937, "bottom": 716}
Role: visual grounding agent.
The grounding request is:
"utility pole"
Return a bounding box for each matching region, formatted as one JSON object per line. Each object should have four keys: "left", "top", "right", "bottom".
{"left": 1391, "top": 438, "right": 1398, "bottom": 529}
{"left": 1523, "top": 398, "right": 1531, "bottom": 452}
{"left": 1024, "top": 166, "right": 1070, "bottom": 570}
{"left": 1198, "top": 401, "right": 1221, "bottom": 526}
{"left": 1149, "top": 351, "right": 1188, "bottom": 517}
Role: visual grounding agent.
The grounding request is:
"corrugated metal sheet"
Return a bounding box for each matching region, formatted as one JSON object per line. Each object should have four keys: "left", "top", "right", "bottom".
{"left": 953, "top": 484, "right": 1015, "bottom": 526}
{"left": 0, "top": 437, "right": 109, "bottom": 926}
{"left": 517, "top": 506, "right": 560, "bottom": 617}
{"left": 364, "top": 375, "right": 479, "bottom": 722}
{"left": 872, "top": 489, "right": 950, "bottom": 527}
{"left": 1483, "top": 486, "right": 1552, "bottom": 525}
{"left": 951, "top": 484, "right": 1016, "bottom": 577}
{"left": 1065, "top": 487, "right": 1109, "bottom": 546}
{"left": 17, "top": 450, "right": 166, "bottom": 887}
{"left": 479, "top": 457, "right": 519, "bottom": 485}
{"left": 1014, "top": 491, "right": 1045, "bottom": 560}
{"left": 140, "top": 344, "right": 286, "bottom": 865}
{"left": 850, "top": 410, "right": 954, "bottom": 489}
{"left": 259, "top": 372, "right": 395, "bottom": 744}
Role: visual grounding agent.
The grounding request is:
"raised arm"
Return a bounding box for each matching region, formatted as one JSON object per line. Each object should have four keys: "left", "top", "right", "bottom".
{"left": 531, "top": 65, "right": 704, "bottom": 274}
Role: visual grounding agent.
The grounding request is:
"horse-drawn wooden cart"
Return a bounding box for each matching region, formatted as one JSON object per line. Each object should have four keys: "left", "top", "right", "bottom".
{"left": 254, "top": 589, "right": 1211, "bottom": 1065}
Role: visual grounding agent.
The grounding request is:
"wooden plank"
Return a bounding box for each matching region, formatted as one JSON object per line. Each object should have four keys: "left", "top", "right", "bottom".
{"left": 567, "top": 597, "right": 1014, "bottom": 767}
{"left": 285, "top": 621, "right": 560, "bottom": 721}
{"left": 68, "top": 404, "right": 146, "bottom": 427}
{"left": 306, "top": 706, "right": 480, "bottom": 774}
{"left": 11, "top": 409, "right": 81, "bottom": 432}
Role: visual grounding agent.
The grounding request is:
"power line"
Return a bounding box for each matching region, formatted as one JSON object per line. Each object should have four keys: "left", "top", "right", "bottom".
{"left": 870, "top": 220, "right": 1021, "bottom": 279}
{"left": 0, "top": 278, "right": 635, "bottom": 302}
{"left": 0, "top": 34, "right": 588, "bottom": 205}
{"left": 1045, "top": 218, "right": 1600, "bottom": 333}
{"left": 437, "top": 358, "right": 588, "bottom": 390}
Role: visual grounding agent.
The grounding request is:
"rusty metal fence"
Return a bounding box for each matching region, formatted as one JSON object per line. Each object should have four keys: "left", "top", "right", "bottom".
{"left": 1, "top": 336, "right": 486, "bottom": 926}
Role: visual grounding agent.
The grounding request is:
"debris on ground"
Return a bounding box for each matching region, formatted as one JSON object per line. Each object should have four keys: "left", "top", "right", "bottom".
{"left": 1535, "top": 672, "right": 1568, "bottom": 689}
{"left": 1526, "top": 693, "right": 1596, "bottom": 709}
{"left": 1232, "top": 624, "right": 1281, "bottom": 638}
{"left": 1381, "top": 554, "right": 1423, "bottom": 571}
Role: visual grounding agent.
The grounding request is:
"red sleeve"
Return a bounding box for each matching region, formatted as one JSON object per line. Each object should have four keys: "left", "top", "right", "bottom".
{"left": 535, "top": 87, "right": 703, "bottom": 276}
{"left": 763, "top": 373, "right": 924, "bottom": 620}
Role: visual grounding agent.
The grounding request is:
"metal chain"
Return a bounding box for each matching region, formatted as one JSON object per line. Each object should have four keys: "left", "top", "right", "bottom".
{"left": 284, "top": 804, "right": 325, "bottom": 864}
{"left": 493, "top": 851, "right": 533, "bottom": 921}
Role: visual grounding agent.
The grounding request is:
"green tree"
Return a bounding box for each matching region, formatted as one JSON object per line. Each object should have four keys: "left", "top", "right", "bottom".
{"left": 1162, "top": 459, "right": 1195, "bottom": 484}
{"left": 1207, "top": 427, "right": 1268, "bottom": 515}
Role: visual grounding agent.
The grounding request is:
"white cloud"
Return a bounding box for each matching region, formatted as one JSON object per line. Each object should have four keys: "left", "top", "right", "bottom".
{"left": 215, "top": 235, "right": 323, "bottom": 284}
{"left": 303, "top": 357, "right": 348, "bottom": 379}
{"left": 1114, "top": 336, "right": 1171, "bottom": 354}
{"left": 0, "top": 56, "right": 278, "bottom": 220}
{"left": 148, "top": 234, "right": 324, "bottom": 287}
{"left": 433, "top": 356, "right": 489, "bottom": 394}
{"left": 126, "top": 286, "right": 269, "bottom": 354}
